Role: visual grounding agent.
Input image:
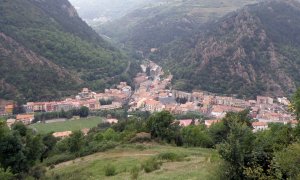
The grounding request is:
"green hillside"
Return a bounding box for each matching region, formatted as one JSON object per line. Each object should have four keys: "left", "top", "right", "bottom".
{"left": 99, "top": 0, "right": 258, "bottom": 52}
{"left": 158, "top": 0, "right": 300, "bottom": 97}
{"left": 99, "top": 0, "right": 300, "bottom": 97}
{"left": 46, "top": 145, "right": 220, "bottom": 180}
{"left": 0, "top": 0, "right": 137, "bottom": 102}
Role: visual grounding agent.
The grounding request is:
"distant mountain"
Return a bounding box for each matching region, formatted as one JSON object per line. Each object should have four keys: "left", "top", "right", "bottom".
{"left": 69, "top": 0, "right": 164, "bottom": 25}
{"left": 0, "top": 0, "right": 136, "bottom": 102}
{"left": 98, "top": 0, "right": 258, "bottom": 52}
{"left": 158, "top": 0, "right": 300, "bottom": 97}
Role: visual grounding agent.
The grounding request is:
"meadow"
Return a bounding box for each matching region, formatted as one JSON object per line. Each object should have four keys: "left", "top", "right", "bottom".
{"left": 29, "top": 117, "right": 103, "bottom": 134}
{"left": 46, "top": 144, "right": 221, "bottom": 180}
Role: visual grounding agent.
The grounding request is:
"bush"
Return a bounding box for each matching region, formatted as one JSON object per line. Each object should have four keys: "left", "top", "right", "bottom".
{"left": 43, "top": 153, "right": 75, "bottom": 166}
{"left": 157, "top": 152, "right": 185, "bottom": 162}
{"left": 29, "top": 165, "right": 47, "bottom": 180}
{"left": 130, "top": 166, "right": 140, "bottom": 180}
{"left": 130, "top": 132, "right": 151, "bottom": 143}
{"left": 142, "top": 158, "right": 162, "bottom": 173}
{"left": 0, "top": 168, "right": 14, "bottom": 180}
{"left": 104, "top": 164, "right": 117, "bottom": 176}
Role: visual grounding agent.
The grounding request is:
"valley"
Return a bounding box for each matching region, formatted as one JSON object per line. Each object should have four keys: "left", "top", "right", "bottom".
{"left": 1, "top": 0, "right": 300, "bottom": 179}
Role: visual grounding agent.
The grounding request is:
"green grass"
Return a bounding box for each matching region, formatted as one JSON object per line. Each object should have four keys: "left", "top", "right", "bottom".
{"left": 29, "top": 117, "right": 102, "bottom": 134}
{"left": 46, "top": 145, "right": 221, "bottom": 180}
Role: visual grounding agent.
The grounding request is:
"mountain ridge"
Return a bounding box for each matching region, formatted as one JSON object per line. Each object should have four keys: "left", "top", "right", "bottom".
{"left": 157, "top": 0, "right": 300, "bottom": 97}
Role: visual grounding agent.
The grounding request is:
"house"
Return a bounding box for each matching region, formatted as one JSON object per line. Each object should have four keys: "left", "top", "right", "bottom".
{"left": 16, "top": 114, "right": 34, "bottom": 125}
{"left": 150, "top": 48, "right": 158, "bottom": 53}
{"left": 177, "top": 119, "right": 199, "bottom": 127}
{"left": 81, "top": 128, "right": 90, "bottom": 136}
{"left": 52, "top": 131, "right": 72, "bottom": 138}
{"left": 4, "top": 104, "right": 14, "bottom": 114}
{"left": 211, "top": 105, "right": 244, "bottom": 119}
{"left": 106, "top": 118, "right": 118, "bottom": 124}
{"left": 257, "top": 96, "right": 273, "bottom": 105}
{"left": 144, "top": 99, "right": 164, "bottom": 112}
{"left": 205, "top": 119, "right": 221, "bottom": 128}
{"left": 277, "top": 97, "right": 290, "bottom": 106}
{"left": 192, "top": 91, "right": 204, "bottom": 102}
{"left": 287, "top": 120, "right": 298, "bottom": 128}
{"left": 215, "top": 96, "right": 233, "bottom": 106}
{"left": 76, "top": 88, "right": 95, "bottom": 100}
{"left": 25, "top": 102, "right": 46, "bottom": 112}
{"left": 256, "top": 112, "right": 292, "bottom": 122}
{"left": 6, "top": 119, "right": 16, "bottom": 128}
{"left": 252, "top": 122, "right": 268, "bottom": 132}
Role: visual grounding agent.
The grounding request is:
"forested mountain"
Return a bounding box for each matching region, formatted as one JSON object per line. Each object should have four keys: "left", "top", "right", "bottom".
{"left": 99, "top": 0, "right": 300, "bottom": 98}
{"left": 158, "top": 0, "right": 300, "bottom": 97}
{"left": 0, "top": 0, "right": 136, "bottom": 102}
{"left": 98, "top": 0, "right": 258, "bottom": 52}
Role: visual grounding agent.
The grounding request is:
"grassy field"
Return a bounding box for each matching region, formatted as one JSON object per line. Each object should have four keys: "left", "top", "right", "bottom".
{"left": 29, "top": 117, "right": 103, "bottom": 134}
{"left": 46, "top": 144, "right": 221, "bottom": 180}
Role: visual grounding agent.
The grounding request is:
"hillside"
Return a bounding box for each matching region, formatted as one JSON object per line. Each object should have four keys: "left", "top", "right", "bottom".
{"left": 98, "top": 0, "right": 258, "bottom": 52}
{"left": 45, "top": 145, "right": 220, "bottom": 180}
{"left": 0, "top": 0, "right": 136, "bottom": 102}
{"left": 97, "top": 0, "right": 300, "bottom": 97}
{"left": 158, "top": 0, "right": 300, "bottom": 97}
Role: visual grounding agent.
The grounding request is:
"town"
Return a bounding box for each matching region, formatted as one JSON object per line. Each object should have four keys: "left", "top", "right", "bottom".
{"left": 0, "top": 60, "right": 298, "bottom": 133}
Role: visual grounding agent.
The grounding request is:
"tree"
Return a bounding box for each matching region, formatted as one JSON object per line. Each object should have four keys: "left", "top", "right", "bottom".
{"left": 181, "top": 125, "right": 213, "bottom": 147}
{"left": 146, "top": 111, "right": 180, "bottom": 143}
{"left": 0, "top": 132, "right": 27, "bottom": 174}
{"left": 79, "top": 106, "right": 89, "bottom": 118}
{"left": 103, "top": 128, "right": 119, "bottom": 141}
{"left": 223, "top": 109, "right": 252, "bottom": 130}
{"left": 67, "top": 130, "right": 84, "bottom": 153}
{"left": 208, "top": 121, "right": 227, "bottom": 145}
{"left": 275, "top": 143, "right": 300, "bottom": 179}
{"left": 40, "top": 133, "right": 58, "bottom": 162}
{"left": 217, "top": 119, "right": 255, "bottom": 179}
{"left": 0, "top": 167, "right": 14, "bottom": 180}
{"left": 291, "top": 88, "right": 300, "bottom": 120}
{"left": 13, "top": 101, "right": 25, "bottom": 115}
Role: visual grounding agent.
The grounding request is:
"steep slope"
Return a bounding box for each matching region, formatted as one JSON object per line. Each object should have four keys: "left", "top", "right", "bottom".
{"left": 0, "top": 0, "right": 134, "bottom": 102}
{"left": 159, "top": 0, "right": 300, "bottom": 97}
{"left": 0, "top": 32, "right": 79, "bottom": 101}
{"left": 98, "top": 0, "right": 258, "bottom": 52}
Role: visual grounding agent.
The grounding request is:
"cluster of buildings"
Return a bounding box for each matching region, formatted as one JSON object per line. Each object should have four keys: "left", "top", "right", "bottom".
{"left": 2, "top": 60, "right": 298, "bottom": 133}
{"left": 23, "top": 82, "right": 131, "bottom": 113}
{"left": 2, "top": 83, "right": 131, "bottom": 127}
{"left": 129, "top": 61, "right": 298, "bottom": 132}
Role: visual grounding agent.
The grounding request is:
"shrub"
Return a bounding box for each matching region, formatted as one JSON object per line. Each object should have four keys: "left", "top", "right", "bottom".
{"left": 142, "top": 158, "right": 162, "bottom": 173}
{"left": 104, "top": 164, "right": 117, "bottom": 176}
{"left": 29, "top": 165, "right": 47, "bottom": 180}
{"left": 43, "top": 153, "right": 75, "bottom": 166}
{"left": 130, "top": 132, "right": 151, "bottom": 143}
{"left": 157, "top": 152, "right": 185, "bottom": 162}
{"left": 130, "top": 166, "right": 140, "bottom": 180}
{"left": 0, "top": 168, "right": 14, "bottom": 180}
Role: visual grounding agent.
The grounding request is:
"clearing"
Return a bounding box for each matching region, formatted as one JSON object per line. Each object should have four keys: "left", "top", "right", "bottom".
{"left": 46, "top": 144, "right": 221, "bottom": 180}
{"left": 29, "top": 117, "right": 102, "bottom": 134}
